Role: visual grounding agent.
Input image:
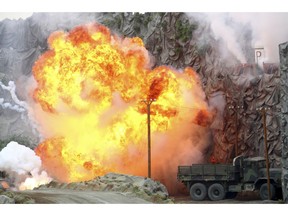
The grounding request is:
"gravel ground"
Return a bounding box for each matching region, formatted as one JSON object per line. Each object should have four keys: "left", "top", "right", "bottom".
{"left": 18, "top": 188, "right": 152, "bottom": 204}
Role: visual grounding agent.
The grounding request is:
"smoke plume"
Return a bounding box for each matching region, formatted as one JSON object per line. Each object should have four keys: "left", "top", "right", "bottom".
{"left": 190, "top": 12, "right": 288, "bottom": 64}
{"left": 227, "top": 12, "right": 288, "bottom": 63}
{"left": 0, "top": 80, "right": 41, "bottom": 138}
{"left": 0, "top": 141, "right": 52, "bottom": 190}
{"left": 0, "top": 81, "right": 28, "bottom": 114}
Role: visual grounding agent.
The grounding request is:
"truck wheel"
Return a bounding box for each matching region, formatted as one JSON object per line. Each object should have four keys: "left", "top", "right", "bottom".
{"left": 259, "top": 183, "right": 276, "bottom": 200}
{"left": 190, "top": 183, "right": 207, "bottom": 201}
{"left": 208, "top": 183, "right": 225, "bottom": 201}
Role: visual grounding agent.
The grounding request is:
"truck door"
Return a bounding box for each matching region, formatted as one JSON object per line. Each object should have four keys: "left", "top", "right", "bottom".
{"left": 243, "top": 161, "right": 258, "bottom": 182}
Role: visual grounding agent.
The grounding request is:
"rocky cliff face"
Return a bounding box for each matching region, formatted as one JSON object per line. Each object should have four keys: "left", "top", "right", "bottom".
{"left": 279, "top": 41, "right": 288, "bottom": 202}
{"left": 0, "top": 12, "right": 286, "bottom": 199}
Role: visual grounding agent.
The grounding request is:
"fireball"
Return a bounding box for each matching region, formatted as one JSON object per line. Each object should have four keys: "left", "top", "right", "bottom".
{"left": 32, "top": 22, "right": 212, "bottom": 183}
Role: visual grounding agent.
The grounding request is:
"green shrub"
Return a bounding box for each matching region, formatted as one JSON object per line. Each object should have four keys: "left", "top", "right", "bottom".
{"left": 175, "top": 20, "right": 198, "bottom": 43}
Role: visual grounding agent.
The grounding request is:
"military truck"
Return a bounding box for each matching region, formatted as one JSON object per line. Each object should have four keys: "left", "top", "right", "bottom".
{"left": 177, "top": 155, "right": 282, "bottom": 201}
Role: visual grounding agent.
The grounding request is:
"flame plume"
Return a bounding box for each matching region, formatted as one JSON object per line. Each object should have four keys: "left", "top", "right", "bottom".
{"left": 32, "top": 23, "right": 213, "bottom": 186}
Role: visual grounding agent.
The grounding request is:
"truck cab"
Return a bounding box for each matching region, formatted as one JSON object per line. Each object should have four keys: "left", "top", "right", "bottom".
{"left": 242, "top": 157, "right": 266, "bottom": 183}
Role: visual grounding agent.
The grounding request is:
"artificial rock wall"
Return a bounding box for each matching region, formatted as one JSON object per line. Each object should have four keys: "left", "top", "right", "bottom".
{"left": 279, "top": 41, "right": 288, "bottom": 202}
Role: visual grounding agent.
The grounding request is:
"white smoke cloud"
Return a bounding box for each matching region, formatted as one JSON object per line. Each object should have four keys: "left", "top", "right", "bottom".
{"left": 227, "top": 12, "right": 288, "bottom": 63}
{"left": 0, "top": 80, "right": 28, "bottom": 121}
{"left": 0, "top": 98, "right": 25, "bottom": 113}
{"left": 0, "top": 141, "right": 52, "bottom": 190}
{"left": 193, "top": 12, "right": 288, "bottom": 64}
{"left": 208, "top": 91, "right": 226, "bottom": 130}
{"left": 0, "top": 81, "right": 28, "bottom": 109}
{"left": 205, "top": 13, "right": 247, "bottom": 63}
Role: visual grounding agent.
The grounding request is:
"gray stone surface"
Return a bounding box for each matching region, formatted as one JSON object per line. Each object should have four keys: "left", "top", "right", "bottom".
{"left": 0, "top": 195, "right": 15, "bottom": 204}
{"left": 279, "top": 41, "right": 288, "bottom": 203}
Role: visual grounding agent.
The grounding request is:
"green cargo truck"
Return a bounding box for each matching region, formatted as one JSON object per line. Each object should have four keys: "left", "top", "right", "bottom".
{"left": 177, "top": 155, "right": 282, "bottom": 201}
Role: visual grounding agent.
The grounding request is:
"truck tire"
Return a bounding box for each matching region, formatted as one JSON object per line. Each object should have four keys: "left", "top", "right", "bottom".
{"left": 259, "top": 183, "right": 276, "bottom": 200}
{"left": 208, "top": 183, "right": 225, "bottom": 201}
{"left": 190, "top": 183, "right": 207, "bottom": 201}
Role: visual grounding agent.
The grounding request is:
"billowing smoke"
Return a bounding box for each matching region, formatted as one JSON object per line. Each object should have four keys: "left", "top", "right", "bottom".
{"left": 149, "top": 122, "right": 212, "bottom": 193}
{"left": 0, "top": 80, "right": 47, "bottom": 189}
{"left": 228, "top": 13, "right": 288, "bottom": 63}
{"left": 205, "top": 13, "right": 248, "bottom": 63}
{"left": 208, "top": 91, "right": 226, "bottom": 130}
{"left": 0, "top": 141, "right": 52, "bottom": 190}
{"left": 190, "top": 12, "right": 288, "bottom": 64}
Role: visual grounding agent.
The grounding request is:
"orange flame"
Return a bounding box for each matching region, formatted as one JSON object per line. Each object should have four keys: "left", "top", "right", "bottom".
{"left": 32, "top": 23, "right": 212, "bottom": 185}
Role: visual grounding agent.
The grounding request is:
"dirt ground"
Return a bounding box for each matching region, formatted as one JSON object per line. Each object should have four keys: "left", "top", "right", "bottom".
{"left": 15, "top": 188, "right": 283, "bottom": 204}
{"left": 17, "top": 188, "right": 152, "bottom": 204}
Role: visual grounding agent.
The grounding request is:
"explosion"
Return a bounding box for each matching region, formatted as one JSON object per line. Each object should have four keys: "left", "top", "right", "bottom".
{"left": 32, "top": 22, "right": 213, "bottom": 186}
{"left": 0, "top": 141, "right": 52, "bottom": 190}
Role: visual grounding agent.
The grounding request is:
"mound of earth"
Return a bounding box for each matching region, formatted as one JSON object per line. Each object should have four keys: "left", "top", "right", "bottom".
{"left": 0, "top": 189, "right": 35, "bottom": 204}
{"left": 37, "top": 173, "right": 173, "bottom": 203}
